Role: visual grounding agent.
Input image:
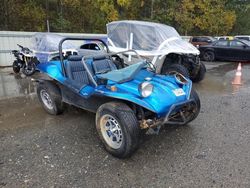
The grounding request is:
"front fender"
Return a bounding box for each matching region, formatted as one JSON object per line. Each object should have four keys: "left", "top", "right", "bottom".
{"left": 95, "top": 78, "right": 192, "bottom": 116}
{"left": 95, "top": 88, "right": 157, "bottom": 113}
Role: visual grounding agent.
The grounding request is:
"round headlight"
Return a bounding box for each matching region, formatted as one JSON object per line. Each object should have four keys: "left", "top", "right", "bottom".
{"left": 139, "top": 82, "right": 153, "bottom": 98}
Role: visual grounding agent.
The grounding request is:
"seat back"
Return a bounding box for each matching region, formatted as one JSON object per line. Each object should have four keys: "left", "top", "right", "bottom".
{"left": 64, "top": 56, "right": 90, "bottom": 85}
{"left": 92, "top": 56, "right": 117, "bottom": 74}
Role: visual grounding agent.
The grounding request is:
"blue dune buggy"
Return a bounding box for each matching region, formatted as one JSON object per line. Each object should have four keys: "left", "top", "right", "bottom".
{"left": 35, "top": 37, "right": 200, "bottom": 158}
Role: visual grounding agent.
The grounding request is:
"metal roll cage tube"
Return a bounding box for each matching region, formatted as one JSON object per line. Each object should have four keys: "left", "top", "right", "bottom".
{"left": 59, "top": 37, "right": 109, "bottom": 77}
{"left": 58, "top": 37, "right": 144, "bottom": 87}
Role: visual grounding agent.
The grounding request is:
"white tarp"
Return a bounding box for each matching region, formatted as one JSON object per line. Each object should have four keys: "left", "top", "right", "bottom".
{"left": 31, "top": 33, "right": 76, "bottom": 52}
{"left": 30, "top": 33, "right": 78, "bottom": 63}
{"left": 107, "top": 20, "right": 199, "bottom": 56}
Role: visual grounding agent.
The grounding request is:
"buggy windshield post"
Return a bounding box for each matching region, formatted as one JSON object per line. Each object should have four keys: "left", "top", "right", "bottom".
{"left": 58, "top": 37, "right": 109, "bottom": 76}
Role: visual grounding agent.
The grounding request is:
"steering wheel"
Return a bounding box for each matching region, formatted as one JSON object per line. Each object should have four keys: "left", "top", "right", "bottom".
{"left": 112, "top": 54, "right": 125, "bottom": 69}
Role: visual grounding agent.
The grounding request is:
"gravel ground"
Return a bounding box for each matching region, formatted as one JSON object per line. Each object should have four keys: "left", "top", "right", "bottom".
{"left": 0, "top": 62, "right": 250, "bottom": 187}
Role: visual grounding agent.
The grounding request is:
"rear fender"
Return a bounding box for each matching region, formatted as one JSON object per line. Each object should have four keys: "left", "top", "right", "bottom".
{"left": 36, "top": 62, "right": 66, "bottom": 84}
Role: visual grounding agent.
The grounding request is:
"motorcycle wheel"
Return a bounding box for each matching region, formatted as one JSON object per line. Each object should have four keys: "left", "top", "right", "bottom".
{"left": 12, "top": 60, "right": 21, "bottom": 73}
{"left": 22, "top": 62, "right": 36, "bottom": 76}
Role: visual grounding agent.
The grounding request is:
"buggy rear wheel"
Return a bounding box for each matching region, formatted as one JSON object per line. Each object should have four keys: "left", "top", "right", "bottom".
{"left": 37, "top": 81, "right": 64, "bottom": 115}
{"left": 96, "top": 102, "right": 140, "bottom": 158}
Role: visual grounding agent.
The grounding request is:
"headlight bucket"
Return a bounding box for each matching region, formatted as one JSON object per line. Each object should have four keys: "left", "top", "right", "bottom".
{"left": 174, "top": 73, "right": 188, "bottom": 85}
{"left": 138, "top": 82, "right": 153, "bottom": 98}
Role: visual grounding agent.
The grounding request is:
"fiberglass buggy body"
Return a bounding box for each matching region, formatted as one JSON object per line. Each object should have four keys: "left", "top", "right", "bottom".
{"left": 35, "top": 37, "right": 200, "bottom": 158}
{"left": 107, "top": 20, "right": 206, "bottom": 83}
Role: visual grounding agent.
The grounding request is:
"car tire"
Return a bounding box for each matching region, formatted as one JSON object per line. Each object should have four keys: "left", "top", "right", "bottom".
{"left": 203, "top": 51, "right": 215, "bottom": 62}
{"left": 161, "top": 64, "right": 190, "bottom": 78}
{"left": 96, "top": 102, "right": 140, "bottom": 158}
{"left": 12, "top": 60, "right": 20, "bottom": 73}
{"left": 191, "top": 62, "right": 206, "bottom": 83}
{"left": 37, "top": 81, "right": 64, "bottom": 115}
{"left": 187, "top": 89, "right": 201, "bottom": 124}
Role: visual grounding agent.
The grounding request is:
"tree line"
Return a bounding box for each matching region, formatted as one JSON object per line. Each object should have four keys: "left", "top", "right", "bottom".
{"left": 0, "top": 0, "right": 249, "bottom": 36}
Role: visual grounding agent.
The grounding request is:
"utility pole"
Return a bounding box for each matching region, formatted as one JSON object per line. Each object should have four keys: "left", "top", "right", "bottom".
{"left": 151, "top": 0, "right": 154, "bottom": 19}
{"left": 60, "top": 0, "right": 63, "bottom": 32}
{"left": 3, "top": 0, "right": 9, "bottom": 30}
{"left": 46, "top": 0, "right": 50, "bottom": 32}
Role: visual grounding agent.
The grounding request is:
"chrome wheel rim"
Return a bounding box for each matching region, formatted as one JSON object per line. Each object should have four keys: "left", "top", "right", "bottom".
{"left": 40, "top": 89, "right": 53, "bottom": 110}
{"left": 100, "top": 114, "right": 123, "bottom": 149}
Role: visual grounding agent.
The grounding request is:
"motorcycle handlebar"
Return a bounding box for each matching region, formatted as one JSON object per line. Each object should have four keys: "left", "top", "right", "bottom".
{"left": 17, "top": 44, "right": 32, "bottom": 53}
{"left": 17, "top": 44, "right": 24, "bottom": 49}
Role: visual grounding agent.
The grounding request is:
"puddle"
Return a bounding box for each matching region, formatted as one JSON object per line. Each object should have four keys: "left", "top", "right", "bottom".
{"left": 195, "top": 62, "right": 250, "bottom": 95}
{"left": 0, "top": 68, "right": 36, "bottom": 100}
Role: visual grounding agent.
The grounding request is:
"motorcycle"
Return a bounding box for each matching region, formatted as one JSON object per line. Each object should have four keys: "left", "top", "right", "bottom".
{"left": 11, "top": 44, "right": 39, "bottom": 76}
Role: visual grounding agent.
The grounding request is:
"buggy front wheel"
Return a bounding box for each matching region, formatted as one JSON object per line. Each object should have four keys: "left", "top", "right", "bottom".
{"left": 187, "top": 89, "right": 201, "bottom": 123}
{"left": 96, "top": 102, "right": 140, "bottom": 158}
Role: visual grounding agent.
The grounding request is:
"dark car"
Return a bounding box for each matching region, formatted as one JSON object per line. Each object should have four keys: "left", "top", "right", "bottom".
{"left": 189, "top": 36, "right": 216, "bottom": 47}
{"left": 199, "top": 39, "right": 250, "bottom": 62}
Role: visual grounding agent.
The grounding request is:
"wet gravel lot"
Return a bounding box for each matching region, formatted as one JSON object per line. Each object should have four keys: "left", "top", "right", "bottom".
{"left": 0, "top": 62, "right": 250, "bottom": 187}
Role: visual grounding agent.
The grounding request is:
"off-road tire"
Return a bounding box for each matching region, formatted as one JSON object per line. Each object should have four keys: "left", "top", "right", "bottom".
{"left": 191, "top": 62, "right": 206, "bottom": 83}
{"left": 161, "top": 64, "right": 190, "bottom": 78}
{"left": 96, "top": 102, "right": 140, "bottom": 158}
{"left": 12, "top": 60, "right": 20, "bottom": 73}
{"left": 37, "top": 81, "right": 64, "bottom": 115}
{"left": 203, "top": 51, "right": 215, "bottom": 62}
{"left": 187, "top": 89, "right": 201, "bottom": 123}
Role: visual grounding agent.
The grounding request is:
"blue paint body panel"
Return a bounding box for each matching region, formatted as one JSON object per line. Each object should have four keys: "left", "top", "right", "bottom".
{"left": 36, "top": 60, "right": 192, "bottom": 117}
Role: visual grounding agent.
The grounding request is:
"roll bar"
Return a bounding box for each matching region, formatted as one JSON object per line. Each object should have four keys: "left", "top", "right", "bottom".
{"left": 58, "top": 37, "right": 109, "bottom": 76}
{"left": 81, "top": 49, "right": 143, "bottom": 62}
{"left": 58, "top": 37, "right": 144, "bottom": 87}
